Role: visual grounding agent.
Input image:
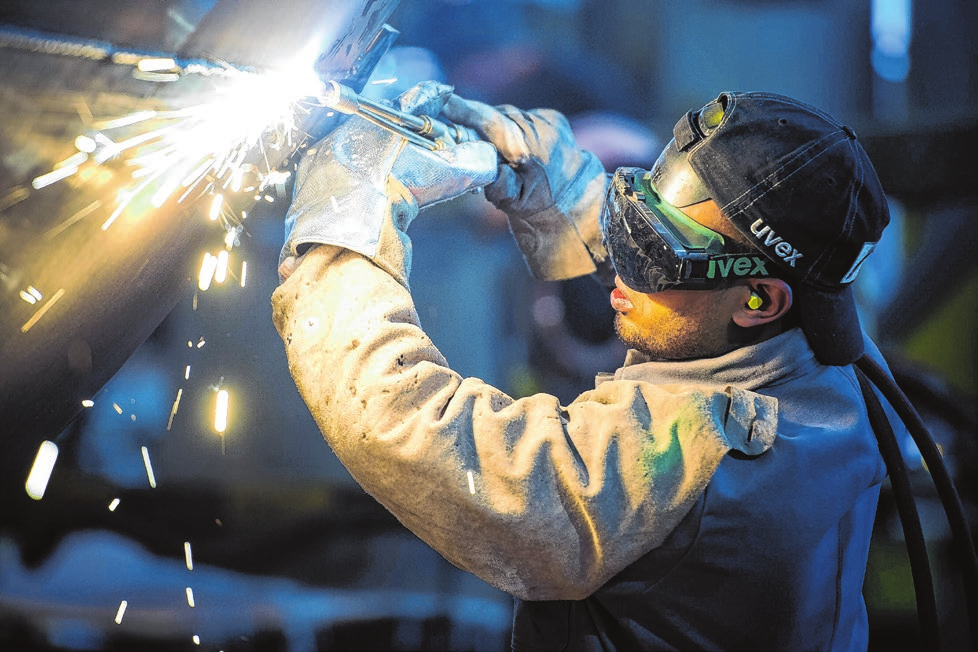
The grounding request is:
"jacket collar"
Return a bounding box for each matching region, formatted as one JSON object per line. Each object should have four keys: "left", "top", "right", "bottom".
{"left": 597, "top": 328, "right": 818, "bottom": 392}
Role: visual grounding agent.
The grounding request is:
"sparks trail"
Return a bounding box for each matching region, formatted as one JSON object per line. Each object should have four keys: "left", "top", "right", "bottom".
{"left": 50, "top": 73, "right": 315, "bottom": 230}
{"left": 13, "top": 51, "right": 329, "bottom": 244}
{"left": 3, "top": 58, "right": 331, "bottom": 338}
{"left": 1, "top": 25, "right": 324, "bottom": 242}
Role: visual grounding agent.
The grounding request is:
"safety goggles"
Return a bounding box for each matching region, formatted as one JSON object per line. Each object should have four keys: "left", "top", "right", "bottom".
{"left": 600, "top": 167, "right": 771, "bottom": 293}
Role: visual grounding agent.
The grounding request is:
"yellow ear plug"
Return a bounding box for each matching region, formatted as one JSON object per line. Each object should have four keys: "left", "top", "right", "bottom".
{"left": 748, "top": 292, "right": 764, "bottom": 310}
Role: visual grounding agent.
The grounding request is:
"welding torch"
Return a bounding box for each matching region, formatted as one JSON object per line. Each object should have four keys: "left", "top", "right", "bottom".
{"left": 319, "top": 80, "right": 482, "bottom": 151}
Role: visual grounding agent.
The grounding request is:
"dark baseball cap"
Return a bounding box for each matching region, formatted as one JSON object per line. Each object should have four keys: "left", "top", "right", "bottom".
{"left": 650, "top": 91, "right": 890, "bottom": 366}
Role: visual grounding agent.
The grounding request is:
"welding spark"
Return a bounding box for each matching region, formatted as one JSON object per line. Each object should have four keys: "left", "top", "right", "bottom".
{"left": 21, "top": 287, "right": 65, "bottom": 333}
{"left": 215, "top": 249, "right": 230, "bottom": 284}
{"left": 208, "top": 193, "right": 224, "bottom": 221}
{"left": 214, "top": 389, "right": 229, "bottom": 434}
{"left": 100, "top": 181, "right": 152, "bottom": 231}
{"left": 31, "top": 151, "right": 89, "bottom": 189}
{"left": 31, "top": 165, "right": 79, "bottom": 190}
{"left": 45, "top": 200, "right": 102, "bottom": 239}
{"left": 230, "top": 167, "right": 244, "bottom": 192}
{"left": 167, "top": 387, "right": 183, "bottom": 431}
{"left": 192, "top": 635, "right": 201, "bottom": 645}
{"left": 25, "top": 440, "right": 59, "bottom": 500}
{"left": 240, "top": 261, "right": 248, "bottom": 288}
{"left": 184, "top": 541, "right": 194, "bottom": 570}
{"left": 115, "top": 600, "right": 128, "bottom": 625}
{"left": 141, "top": 445, "right": 157, "bottom": 488}
{"left": 466, "top": 469, "right": 476, "bottom": 495}
{"left": 74, "top": 135, "right": 97, "bottom": 153}
{"left": 82, "top": 399, "right": 95, "bottom": 408}
{"left": 0, "top": 186, "right": 29, "bottom": 212}
{"left": 108, "top": 498, "right": 121, "bottom": 512}
{"left": 186, "top": 586, "right": 196, "bottom": 608}
{"left": 94, "top": 111, "right": 158, "bottom": 131}
{"left": 198, "top": 252, "right": 217, "bottom": 291}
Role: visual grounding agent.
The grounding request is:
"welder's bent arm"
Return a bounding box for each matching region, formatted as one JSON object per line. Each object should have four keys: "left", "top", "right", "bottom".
{"left": 271, "top": 245, "right": 777, "bottom": 601}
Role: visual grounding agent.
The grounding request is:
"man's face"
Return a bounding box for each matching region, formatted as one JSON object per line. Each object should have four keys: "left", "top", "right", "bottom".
{"left": 611, "top": 279, "right": 744, "bottom": 360}
{"left": 610, "top": 199, "right": 752, "bottom": 361}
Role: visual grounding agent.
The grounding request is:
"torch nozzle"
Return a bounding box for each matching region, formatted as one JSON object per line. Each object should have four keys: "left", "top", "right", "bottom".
{"left": 320, "top": 80, "right": 361, "bottom": 115}
{"left": 319, "top": 81, "right": 480, "bottom": 151}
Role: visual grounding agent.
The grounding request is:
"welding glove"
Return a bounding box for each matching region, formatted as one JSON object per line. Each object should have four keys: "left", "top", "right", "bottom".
{"left": 441, "top": 96, "right": 610, "bottom": 281}
{"left": 280, "top": 81, "right": 498, "bottom": 283}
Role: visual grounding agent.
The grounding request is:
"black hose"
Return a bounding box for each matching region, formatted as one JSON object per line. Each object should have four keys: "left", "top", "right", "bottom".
{"left": 855, "top": 365, "right": 940, "bottom": 650}
{"left": 856, "top": 355, "right": 978, "bottom": 650}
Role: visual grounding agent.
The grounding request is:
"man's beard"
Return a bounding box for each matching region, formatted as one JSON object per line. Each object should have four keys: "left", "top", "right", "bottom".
{"left": 613, "top": 313, "right": 706, "bottom": 361}
{"left": 613, "top": 313, "right": 752, "bottom": 361}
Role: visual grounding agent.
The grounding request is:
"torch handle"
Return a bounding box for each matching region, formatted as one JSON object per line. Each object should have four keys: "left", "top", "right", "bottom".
{"left": 320, "top": 81, "right": 481, "bottom": 150}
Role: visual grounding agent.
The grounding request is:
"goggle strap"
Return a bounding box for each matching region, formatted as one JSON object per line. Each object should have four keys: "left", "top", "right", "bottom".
{"left": 673, "top": 111, "right": 702, "bottom": 151}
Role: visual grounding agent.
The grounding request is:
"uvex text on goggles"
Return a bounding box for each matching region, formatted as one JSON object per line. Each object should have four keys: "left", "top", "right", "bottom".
{"left": 600, "top": 167, "right": 771, "bottom": 294}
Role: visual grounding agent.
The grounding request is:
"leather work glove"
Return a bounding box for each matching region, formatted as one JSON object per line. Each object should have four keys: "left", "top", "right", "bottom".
{"left": 441, "top": 95, "right": 610, "bottom": 281}
{"left": 280, "top": 81, "right": 498, "bottom": 281}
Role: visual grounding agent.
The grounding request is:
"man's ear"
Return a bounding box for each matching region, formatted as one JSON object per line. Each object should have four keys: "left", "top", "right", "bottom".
{"left": 732, "top": 278, "right": 793, "bottom": 328}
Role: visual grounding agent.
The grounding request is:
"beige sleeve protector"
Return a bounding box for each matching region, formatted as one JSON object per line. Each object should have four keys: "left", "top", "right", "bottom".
{"left": 271, "top": 229, "right": 777, "bottom": 602}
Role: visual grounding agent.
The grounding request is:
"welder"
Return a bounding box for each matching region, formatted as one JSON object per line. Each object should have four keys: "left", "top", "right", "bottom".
{"left": 272, "top": 82, "right": 894, "bottom": 650}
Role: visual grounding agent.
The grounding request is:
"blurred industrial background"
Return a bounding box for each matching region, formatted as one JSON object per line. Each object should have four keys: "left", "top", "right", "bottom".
{"left": 1, "top": 0, "right": 976, "bottom": 650}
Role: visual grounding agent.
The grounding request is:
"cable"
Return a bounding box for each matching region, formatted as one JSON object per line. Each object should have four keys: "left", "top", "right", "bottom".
{"left": 856, "top": 355, "right": 978, "bottom": 651}
{"left": 0, "top": 24, "right": 253, "bottom": 77}
{"left": 855, "top": 365, "right": 940, "bottom": 650}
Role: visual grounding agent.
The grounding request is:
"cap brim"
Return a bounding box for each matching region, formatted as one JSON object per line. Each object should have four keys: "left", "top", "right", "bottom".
{"left": 795, "top": 284, "right": 864, "bottom": 366}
